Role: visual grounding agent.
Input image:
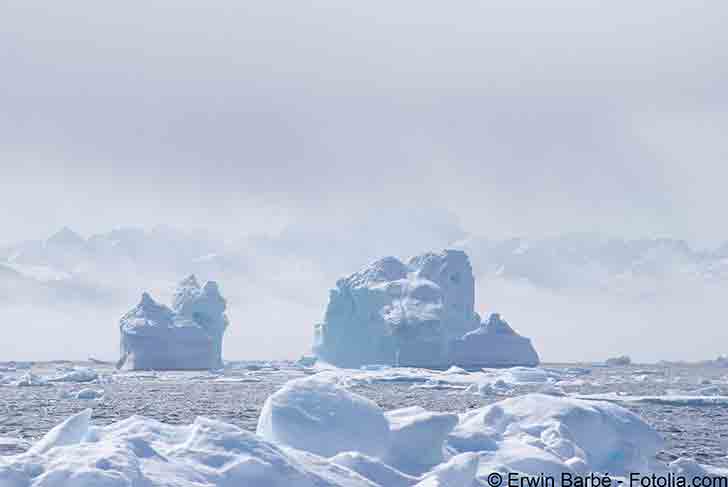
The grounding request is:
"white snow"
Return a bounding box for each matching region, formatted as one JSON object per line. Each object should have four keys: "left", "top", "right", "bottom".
{"left": 331, "top": 452, "right": 418, "bottom": 487}
{"left": 0, "top": 409, "right": 377, "bottom": 487}
{"left": 414, "top": 453, "right": 480, "bottom": 487}
{"left": 384, "top": 406, "right": 458, "bottom": 474}
{"left": 0, "top": 375, "right": 686, "bottom": 487}
{"left": 448, "top": 393, "right": 664, "bottom": 476}
{"left": 256, "top": 374, "right": 391, "bottom": 458}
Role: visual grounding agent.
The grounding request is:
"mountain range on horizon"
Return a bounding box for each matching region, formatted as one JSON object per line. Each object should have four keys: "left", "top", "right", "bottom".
{"left": 3, "top": 225, "right": 728, "bottom": 295}
{"left": 3, "top": 225, "right": 728, "bottom": 362}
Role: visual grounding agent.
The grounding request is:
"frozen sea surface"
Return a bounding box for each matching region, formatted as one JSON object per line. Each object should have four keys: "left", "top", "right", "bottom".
{"left": 2, "top": 361, "right": 728, "bottom": 467}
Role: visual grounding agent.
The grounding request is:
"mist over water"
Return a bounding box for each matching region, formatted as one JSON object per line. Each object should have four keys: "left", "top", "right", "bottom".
{"left": 2, "top": 225, "right": 728, "bottom": 363}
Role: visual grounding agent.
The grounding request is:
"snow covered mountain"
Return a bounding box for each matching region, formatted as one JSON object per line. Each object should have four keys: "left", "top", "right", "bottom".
{"left": 455, "top": 234, "right": 728, "bottom": 295}
{"left": 6, "top": 228, "right": 728, "bottom": 294}
{"left": 1, "top": 226, "right": 222, "bottom": 281}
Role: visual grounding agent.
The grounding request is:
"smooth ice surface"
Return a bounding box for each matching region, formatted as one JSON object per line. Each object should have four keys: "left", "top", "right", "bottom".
{"left": 118, "top": 275, "right": 229, "bottom": 370}
{"left": 256, "top": 374, "right": 390, "bottom": 458}
{"left": 314, "top": 249, "right": 538, "bottom": 368}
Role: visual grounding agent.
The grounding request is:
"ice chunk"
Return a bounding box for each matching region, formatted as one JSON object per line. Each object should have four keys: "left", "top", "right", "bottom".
{"left": 75, "top": 388, "right": 104, "bottom": 400}
{"left": 118, "top": 275, "right": 229, "bottom": 370}
{"left": 451, "top": 313, "right": 539, "bottom": 367}
{"left": 257, "top": 374, "right": 390, "bottom": 458}
{"left": 384, "top": 406, "right": 458, "bottom": 474}
{"left": 29, "top": 408, "right": 92, "bottom": 455}
{"left": 499, "top": 366, "right": 553, "bottom": 385}
{"left": 13, "top": 371, "right": 49, "bottom": 387}
{"left": 331, "top": 452, "right": 417, "bottom": 487}
{"left": 49, "top": 367, "right": 98, "bottom": 383}
{"left": 314, "top": 249, "right": 539, "bottom": 368}
{"left": 448, "top": 393, "right": 663, "bottom": 475}
{"left": 4, "top": 412, "right": 376, "bottom": 487}
{"left": 0, "top": 379, "right": 684, "bottom": 487}
{"left": 414, "top": 452, "right": 479, "bottom": 487}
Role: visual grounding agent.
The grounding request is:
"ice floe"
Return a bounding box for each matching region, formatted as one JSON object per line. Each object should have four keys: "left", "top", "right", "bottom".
{"left": 257, "top": 374, "right": 391, "bottom": 458}
{"left": 75, "top": 388, "right": 104, "bottom": 400}
{"left": 48, "top": 366, "right": 99, "bottom": 383}
{"left": 577, "top": 392, "right": 728, "bottom": 406}
{"left": 4, "top": 372, "right": 727, "bottom": 487}
{"left": 448, "top": 393, "right": 664, "bottom": 476}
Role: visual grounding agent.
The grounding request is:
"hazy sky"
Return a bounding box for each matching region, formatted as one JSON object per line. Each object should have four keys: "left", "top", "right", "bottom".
{"left": 1, "top": 0, "right": 727, "bottom": 247}
{"left": 2, "top": 1, "right": 728, "bottom": 363}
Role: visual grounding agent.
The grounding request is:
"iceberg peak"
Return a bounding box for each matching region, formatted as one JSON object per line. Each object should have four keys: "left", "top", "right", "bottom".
{"left": 119, "top": 277, "right": 229, "bottom": 370}
{"left": 314, "top": 249, "right": 539, "bottom": 368}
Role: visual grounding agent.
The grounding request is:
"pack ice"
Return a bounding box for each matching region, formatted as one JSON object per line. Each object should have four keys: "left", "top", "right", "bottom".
{"left": 0, "top": 375, "right": 677, "bottom": 487}
{"left": 117, "top": 275, "right": 229, "bottom": 370}
{"left": 314, "top": 249, "right": 539, "bottom": 367}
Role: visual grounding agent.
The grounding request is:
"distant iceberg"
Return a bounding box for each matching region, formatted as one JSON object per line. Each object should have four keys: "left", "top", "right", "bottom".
{"left": 117, "top": 275, "right": 229, "bottom": 370}
{"left": 313, "top": 249, "right": 539, "bottom": 368}
{"left": 450, "top": 313, "right": 539, "bottom": 367}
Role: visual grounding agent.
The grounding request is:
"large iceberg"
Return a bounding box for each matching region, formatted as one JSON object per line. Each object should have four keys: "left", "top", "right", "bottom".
{"left": 117, "top": 275, "right": 229, "bottom": 370}
{"left": 314, "top": 249, "right": 539, "bottom": 367}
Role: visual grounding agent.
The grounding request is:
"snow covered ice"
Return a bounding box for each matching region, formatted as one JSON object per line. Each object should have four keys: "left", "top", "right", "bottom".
{"left": 384, "top": 406, "right": 458, "bottom": 474}
{"left": 449, "top": 393, "right": 664, "bottom": 476}
{"left": 117, "top": 275, "right": 229, "bottom": 370}
{"left": 0, "top": 373, "right": 707, "bottom": 487}
{"left": 75, "top": 388, "right": 104, "bottom": 400}
{"left": 48, "top": 367, "right": 99, "bottom": 383}
{"left": 314, "top": 249, "right": 539, "bottom": 368}
{"left": 256, "top": 374, "right": 391, "bottom": 458}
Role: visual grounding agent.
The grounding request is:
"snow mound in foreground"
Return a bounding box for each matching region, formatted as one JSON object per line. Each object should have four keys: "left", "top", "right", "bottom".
{"left": 1, "top": 409, "right": 377, "bottom": 487}
{"left": 385, "top": 406, "right": 458, "bottom": 474}
{"left": 256, "top": 374, "right": 390, "bottom": 458}
{"left": 449, "top": 393, "right": 664, "bottom": 476}
{"left": 0, "top": 381, "right": 677, "bottom": 487}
